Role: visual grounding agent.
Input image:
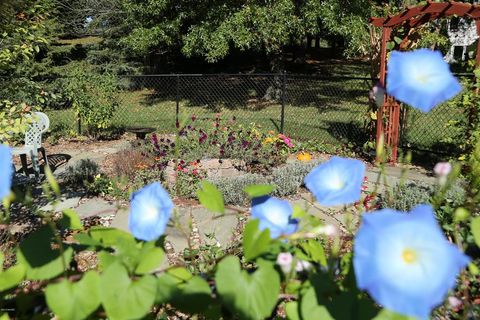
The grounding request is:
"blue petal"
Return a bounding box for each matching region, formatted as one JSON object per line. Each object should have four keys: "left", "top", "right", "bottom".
{"left": 304, "top": 156, "right": 365, "bottom": 206}
{"left": 387, "top": 49, "right": 461, "bottom": 112}
{"left": 0, "top": 145, "right": 13, "bottom": 200}
{"left": 354, "top": 204, "right": 470, "bottom": 318}
{"left": 128, "top": 182, "right": 173, "bottom": 241}
{"left": 251, "top": 196, "right": 297, "bottom": 238}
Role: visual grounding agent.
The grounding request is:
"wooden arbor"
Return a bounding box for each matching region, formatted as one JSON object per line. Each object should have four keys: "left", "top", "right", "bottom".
{"left": 370, "top": 1, "right": 480, "bottom": 162}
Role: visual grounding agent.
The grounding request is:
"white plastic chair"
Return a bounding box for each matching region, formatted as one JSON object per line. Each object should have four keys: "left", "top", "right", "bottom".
{"left": 12, "top": 112, "right": 50, "bottom": 178}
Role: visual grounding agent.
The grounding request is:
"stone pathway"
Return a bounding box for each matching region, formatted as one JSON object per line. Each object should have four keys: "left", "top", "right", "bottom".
{"left": 15, "top": 138, "right": 440, "bottom": 258}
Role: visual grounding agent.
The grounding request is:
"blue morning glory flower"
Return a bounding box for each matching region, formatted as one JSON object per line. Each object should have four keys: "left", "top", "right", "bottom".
{"left": 304, "top": 156, "right": 365, "bottom": 206}
{"left": 0, "top": 145, "right": 13, "bottom": 200}
{"left": 354, "top": 204, "right": 470, "bottom": 319}
{"left": 251, "top": 196, "right": 298, "bottom": 239}
{"left": 129, "top": 182, "right": 174, "bottom": 241}
{"left": 387, "top": 49, "right": 461, "bottom": 112}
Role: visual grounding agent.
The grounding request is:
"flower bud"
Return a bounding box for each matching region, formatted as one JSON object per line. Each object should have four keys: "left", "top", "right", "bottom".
{"left": 433, "top": 162, "right": 452, "bottom": 177}
{"left": 447, "top": 296, "right": 462, "bottom": 310}
{"left": 453, "top": 207, "right": 470, "bottom": 222}
{"left": 276, "top": 252, "right": 293, "bottom": 274}
{"left": 295, "top": 260, "right": 312, "bottom": 272}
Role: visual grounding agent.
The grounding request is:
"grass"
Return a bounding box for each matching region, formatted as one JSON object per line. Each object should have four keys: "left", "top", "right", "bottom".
{"left": 45, "top": 75, "right": 463, "bottom": 154}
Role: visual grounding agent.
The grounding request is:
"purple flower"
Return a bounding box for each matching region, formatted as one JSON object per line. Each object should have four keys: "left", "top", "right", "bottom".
{"left": 251, "top": 196, "right": 298, "bottom": 239}
{"left": 0, "top": 145, "right": 13, "bottom": 200}
{"left": 387, "top": 49, "right": 461, "bottom": 112}
{"left": 354, "top": 205, "right": 470, "bottom": 318}
{"left": 129, "top": 182, "right": 173, "bottom": 241}
{"left": 304, "top": 156, "right": 365, "bottom": 206}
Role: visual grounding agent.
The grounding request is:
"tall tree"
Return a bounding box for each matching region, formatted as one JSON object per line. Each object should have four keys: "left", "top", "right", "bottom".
{"left": 68, "top": 0, "right": 380, "bottom": 70}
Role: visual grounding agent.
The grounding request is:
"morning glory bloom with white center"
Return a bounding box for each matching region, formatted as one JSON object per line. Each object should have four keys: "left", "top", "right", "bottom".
{"left": 304, "top": 156, "right": 365, "bottom": 206}
{"left": 354, "top": 204, "right": 470, "bottom": 319}
{"left": 251, "top": 196, "right": 298, "bottom": 239}
{"left": 129, "top": 182, "right": 174, "bottom": 241}
{"left": 0, "top": 145, "right": 13, "bottom": 200}
{"left": 387, "top": 49, "right": 461, "bottom": 112}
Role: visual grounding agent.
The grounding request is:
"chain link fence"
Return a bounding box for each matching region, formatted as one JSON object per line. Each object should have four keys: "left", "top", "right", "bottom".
{"left": 8, "top": 73, "right": 466, "bottom": 156}
{"left": 96, "top": 74, "right": 374, "bottom": 146}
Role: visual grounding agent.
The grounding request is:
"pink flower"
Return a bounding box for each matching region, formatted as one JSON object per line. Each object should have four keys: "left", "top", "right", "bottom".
{"left": 276, "top": 252, "right": 293, "bottom": 274}
{"left": 447, "top": 296, "right": 462, "bottom": 310}
{"left": 433, "top": 162, "right": 451, "bottom": 177}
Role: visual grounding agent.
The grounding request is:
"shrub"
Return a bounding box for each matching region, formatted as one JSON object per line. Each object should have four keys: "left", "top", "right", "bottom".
{"left": 271, "top": 159, "right": 324, "bottom": 197}
{"left": 63, "top": 159, "right": 100, "bottom": 185}
{"left": 378, "top": 182, "right": 433, "bottom": 212}
{"left": 62, "top": 62, "right": 119, "bottom": 137}
{"left": 111, "top": 148, "right": 150, "bottom": 179}
{"left": 210, "top": 173, "right": 268, "bottom": 205}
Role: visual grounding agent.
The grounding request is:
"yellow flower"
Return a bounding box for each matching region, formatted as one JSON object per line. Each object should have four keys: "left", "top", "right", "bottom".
{"left": 263, "top": 137, "right": 274, "bottom": 144}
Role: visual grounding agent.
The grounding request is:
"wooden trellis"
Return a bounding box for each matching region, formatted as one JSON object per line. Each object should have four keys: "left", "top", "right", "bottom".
{"left": 370, "top": 0, "right": 480, "bottom": 162}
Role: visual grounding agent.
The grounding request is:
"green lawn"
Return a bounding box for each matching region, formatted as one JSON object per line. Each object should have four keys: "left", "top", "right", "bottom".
{"left": 45, "top": 76, "right": 462, "bottom": 153}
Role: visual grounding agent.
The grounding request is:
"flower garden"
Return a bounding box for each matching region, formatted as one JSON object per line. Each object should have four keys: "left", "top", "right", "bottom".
{"left": 1, "top": 46, "right": 480, "bottom": 320}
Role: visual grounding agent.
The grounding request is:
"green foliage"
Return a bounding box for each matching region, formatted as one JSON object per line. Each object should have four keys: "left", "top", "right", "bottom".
{"left": 271, "top": 159, "right": 324, "bottom": 197}
{"left": 0, "top": 263, "right": 26, "bottom": 292}
{"left": 472, "top": 217, "right": 480, "bottom": 248}
{"left": 243, "top": 184, "right": 276, "bottom": 198}
{"left": 64, "top": 159, "right": 100, "bottom": 186}
{"left": 243, "top": 220, "right": 271, "bottom": 261}
{"left": 45, "top": 271, "right": 101, "bottom": 320}
{"left": 62, "top": 62, "right": 119, "bottom": 136}
{"left": 0, "top": 101, "right": 32, "bottom": 143}
{"left": 0, "top": 0, "right": 53, "bottom": 74}
{"left": 87, "top": 0, "right": 379, "bottom": 67}
{"left": 16, "top": 226, "right": 73, "bottom": 280}
{"left": 211, "top": 173, "right": 268, "bottom": 205}
{"left": 215, "top": 256, "right": 280, "bottom": 319}
{"left": 196, "top": 181, "right": 225, "bottom": 214}
{"left": 443, "top": 72, "right": 480, "bottom": 156}
{"left": 99, "top": 262, "right": 157, "bottom": 320}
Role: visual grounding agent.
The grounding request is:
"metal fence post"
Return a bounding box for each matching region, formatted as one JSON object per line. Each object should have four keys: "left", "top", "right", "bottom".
{"left": 280, "top": 71, "right": 286, "bottom": 133}
{"left": 77, "top": 117, "right": 82, "bottom": 135}
{"left": 175, "top": 74, "right": 180, "bottom": 124}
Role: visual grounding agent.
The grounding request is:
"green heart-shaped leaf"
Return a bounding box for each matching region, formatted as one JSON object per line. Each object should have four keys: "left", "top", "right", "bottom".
{"left": 244, "top": 184, "right": 275, "bottom": 198}
{"left": 197, "top": 181, "right": 225, "bottom": 214}
{"left": 89, "top": 227, "right": 135, "bottom": 247}
{"left": 135, "top": 242, "right": 164, "bottom": 274}
{"left": 16, "top": 226, "right": 73, "bottom": 280}
{"left": 0, "top": 264, "right": 25, "bottom": 291}
{"left": 45, "top": 271, "right": 101, "bottom": 320}
{"left": 58, "top": 209, "right": 83, "bottom": 230}
{"left": 215, "top": 256, "right": 280, "bottom": 320}
{"left": 243, "top": 219, "right": 270, "bottom": 261}
{"left": 100, "top": 262, "right": 156, "bottom": 320}
{"left": 171, "top": 276, "right": 212, "bottom": 314}
{"left": 471, "top": 216, "right": 480, "bottom": 247}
